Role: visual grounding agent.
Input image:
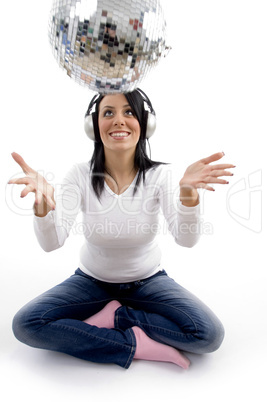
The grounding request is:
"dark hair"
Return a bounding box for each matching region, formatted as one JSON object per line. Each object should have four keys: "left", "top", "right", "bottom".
{"left": 89, "top": 89, "right": 165, "bottom": 199}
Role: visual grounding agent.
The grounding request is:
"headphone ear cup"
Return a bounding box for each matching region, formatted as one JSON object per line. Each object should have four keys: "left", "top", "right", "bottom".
{"left": 146, "top": 112, "right": 157, "bottom": 139}
{"left": 84, "top": 114, "right": 95, "bottom": 141}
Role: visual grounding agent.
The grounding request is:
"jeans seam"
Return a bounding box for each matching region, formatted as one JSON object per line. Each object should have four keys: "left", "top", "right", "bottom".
{"left": 48, "top": 321, "right": 134, "bottom": 352}
{"left": 118, "top": 317, "right": 197, "bottom": 341}
{"left": 114, "top": 307, "right": 120, "bottom": 329}
{"left": 119, "top": 298, "right": 200, "bottom": 334}
{"left": 40, "top": 299, "right": 114, "bottom": 322}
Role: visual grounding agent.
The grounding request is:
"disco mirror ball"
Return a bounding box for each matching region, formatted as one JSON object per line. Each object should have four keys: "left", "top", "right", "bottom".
{"left": 48, "top": 0, "right": 168, "bottom": 93}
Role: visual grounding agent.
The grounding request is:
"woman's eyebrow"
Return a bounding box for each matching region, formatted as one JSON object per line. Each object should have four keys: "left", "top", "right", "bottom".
{"left": 102, "top": 104, "right": 130, "bottom": 109}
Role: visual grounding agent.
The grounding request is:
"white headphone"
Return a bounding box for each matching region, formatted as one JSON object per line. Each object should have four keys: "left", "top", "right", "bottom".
{"left": 84, "top": 88, "right": 157, "bottom": 141}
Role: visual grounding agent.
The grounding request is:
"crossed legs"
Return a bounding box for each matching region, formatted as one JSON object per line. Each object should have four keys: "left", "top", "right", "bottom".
{"left": 84, "top": 300, "right": 191, "bottom": 368}
{"left": 13, "top": 269, "right": 224, "bottom": 369}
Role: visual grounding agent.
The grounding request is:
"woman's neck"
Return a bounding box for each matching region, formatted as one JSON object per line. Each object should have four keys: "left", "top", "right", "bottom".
{"left": 104, "top": 150, "right": 138, "bottom": 195}
{"left": 104, "top": 150, "right": 136, "bottom": 178}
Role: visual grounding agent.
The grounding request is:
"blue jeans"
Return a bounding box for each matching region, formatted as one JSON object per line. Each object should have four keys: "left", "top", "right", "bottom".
{"left": 12, "top": 269, "right": 224, "bottom": 369}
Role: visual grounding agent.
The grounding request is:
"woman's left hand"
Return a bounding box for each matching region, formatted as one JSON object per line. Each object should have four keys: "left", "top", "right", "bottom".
{"left": 179, "top": 152, "right": 235, "bottom": 207}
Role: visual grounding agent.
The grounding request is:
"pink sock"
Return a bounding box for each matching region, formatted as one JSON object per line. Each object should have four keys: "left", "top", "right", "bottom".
{"left": 132, "top": 326, "right": 190, "bottom": 369}
{"left": 83, "top": 300, "right": 122, "bottom": 329}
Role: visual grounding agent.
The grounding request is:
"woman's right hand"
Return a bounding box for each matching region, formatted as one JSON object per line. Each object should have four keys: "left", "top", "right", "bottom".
{"left": 8, "top": 152, "right": 56, "bottom": 217}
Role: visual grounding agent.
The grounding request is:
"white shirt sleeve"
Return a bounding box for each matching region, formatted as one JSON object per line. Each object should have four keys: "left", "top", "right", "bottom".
{"left": 33, "top": 164, "right": 83, "bottom": 252}
{"left": 158, "top": 165, "right": 201, "bottom": 248}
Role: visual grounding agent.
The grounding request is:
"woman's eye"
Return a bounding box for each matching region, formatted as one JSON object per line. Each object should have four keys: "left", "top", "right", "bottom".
{"left": 103, "top": 109, "right": 134, "bottom": 117}
{"left": 125, "top": 109, "right": 134, "bottom": 116}
{"left": 103, "top": 110, "right": 113, "bottom": 117}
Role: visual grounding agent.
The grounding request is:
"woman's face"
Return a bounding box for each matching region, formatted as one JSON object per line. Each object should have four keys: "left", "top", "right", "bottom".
{"left": 98, "top": 94, "right": 141, "bottom": 154}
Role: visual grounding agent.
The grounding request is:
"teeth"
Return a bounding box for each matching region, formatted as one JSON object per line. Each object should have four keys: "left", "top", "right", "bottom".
{"left": 110, "top": 132, "right": 129, "bottom": 137}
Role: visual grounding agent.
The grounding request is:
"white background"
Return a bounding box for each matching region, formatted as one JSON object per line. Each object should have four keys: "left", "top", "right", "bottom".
{"left": 1, "top": 1, "right": 266, "bottom": 401}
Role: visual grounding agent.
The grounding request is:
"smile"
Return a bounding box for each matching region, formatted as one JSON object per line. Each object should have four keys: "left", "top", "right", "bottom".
{"left": 109, "top": 132, "right": 130, "bottom": 138}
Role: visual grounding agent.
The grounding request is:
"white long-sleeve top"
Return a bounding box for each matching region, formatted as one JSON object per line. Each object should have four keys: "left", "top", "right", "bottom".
{"left": 33, "top": 163, "right": 201, "bottom": 283}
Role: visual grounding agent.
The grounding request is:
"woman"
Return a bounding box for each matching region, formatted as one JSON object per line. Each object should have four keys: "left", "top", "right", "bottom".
{"left": 9, "top": 89, "right": 234, "bottom": 369}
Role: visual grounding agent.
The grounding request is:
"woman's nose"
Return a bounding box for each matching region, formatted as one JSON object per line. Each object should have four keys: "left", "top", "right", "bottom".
{"left": 113, "top": 112, "right": 125, "bottom": 126}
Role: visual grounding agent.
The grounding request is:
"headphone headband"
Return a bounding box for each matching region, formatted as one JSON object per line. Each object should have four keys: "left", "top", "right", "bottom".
{"left": 85, "top": 94, "right": 101, "bottom": 118}
{"left": 84, "top": 89, "right": 156, "bottom": 141}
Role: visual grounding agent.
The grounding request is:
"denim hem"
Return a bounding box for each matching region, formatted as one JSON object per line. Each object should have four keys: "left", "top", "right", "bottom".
{"left": 123, "top": 328, "right": 136, "bottom": 369}
{"left": 115, "top": 308, "right": 136, "bottom": 369}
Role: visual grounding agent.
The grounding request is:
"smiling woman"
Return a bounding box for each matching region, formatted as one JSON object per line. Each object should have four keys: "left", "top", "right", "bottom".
{"left": 9, "top": 88, "right": 235, "bottom": 370}
{"left": 89, "top": 89, "right": 164, "bottom": 199}
{"left": 98, "top": 94, "right": 141, "bottom": 153}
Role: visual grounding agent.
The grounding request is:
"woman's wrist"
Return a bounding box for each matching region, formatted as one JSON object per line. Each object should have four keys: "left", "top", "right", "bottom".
{"left": 179, "top": 183, "right": 199, "bottom": 207}
{"left": 34, "top": 201, "right": 54, "bottom": 217}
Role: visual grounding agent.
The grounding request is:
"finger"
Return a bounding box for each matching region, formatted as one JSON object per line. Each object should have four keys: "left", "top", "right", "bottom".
{"left": 34, "top": 190, "right": 43, "bottom": 205}
{"left": 210, "top": 169, "right": 234, "bottom": 177}
{"left": 200, "top": 152, "right": 225, "bottom": 165}
{"left": 8, "top": 177, "right": 35, "bottom": 186}
{"left": 11, "top": 152, "right": 35, "bottom": 174}
{"left": 20, "top": 184, "right": 35, "bottom": 198}
{"left": 45, "top": 195, "right": 56, "bottom": 210}
{"left": 41, "top": 193, "right": 56, "bottom": 210}
{"left": 197, "top": 183, "right": 215, "bottom": 191}
{"left": 203, "top": 177, "right": 229, "bottom": 185}
{"left": 210, "top": 164, "right": 236, "bottom": 170}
